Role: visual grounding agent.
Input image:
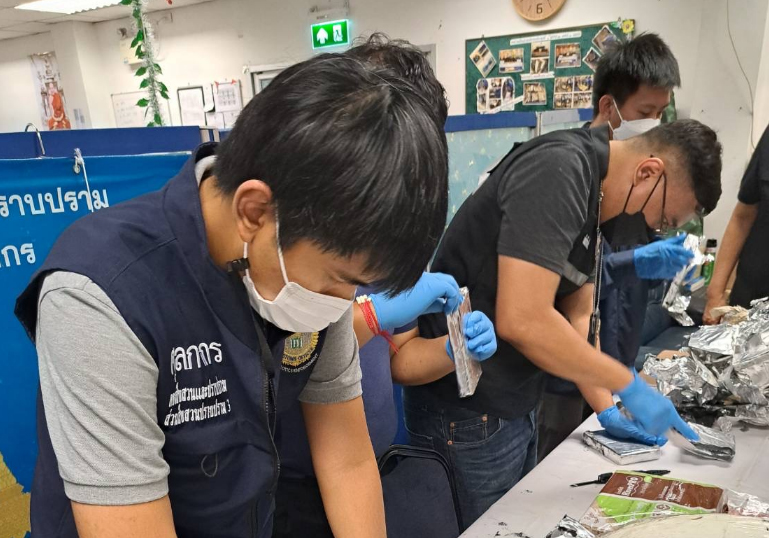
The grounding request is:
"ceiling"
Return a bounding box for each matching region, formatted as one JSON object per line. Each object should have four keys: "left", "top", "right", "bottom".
{"left": 0, "top": 0, "right": 213, "bottom": 40}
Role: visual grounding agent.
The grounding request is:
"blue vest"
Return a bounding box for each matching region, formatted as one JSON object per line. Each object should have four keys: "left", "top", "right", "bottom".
{"left": 15, "top": 144, "right": 325, "bottom": 538}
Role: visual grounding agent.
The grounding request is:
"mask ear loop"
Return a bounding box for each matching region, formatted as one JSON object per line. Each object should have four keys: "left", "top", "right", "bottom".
{"left": 274, "top": 212, "right": 291, "bottom": 285}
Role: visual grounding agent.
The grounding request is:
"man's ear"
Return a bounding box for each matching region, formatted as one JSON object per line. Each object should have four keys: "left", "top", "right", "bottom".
{"left": 634, "top": 157, "right": 664, "bottom": 187}
{"left": 233, "top": 179, "right": 274, "bottom": 242}
{"left": 597, "top": 94, "right": 615, "bottom": 125}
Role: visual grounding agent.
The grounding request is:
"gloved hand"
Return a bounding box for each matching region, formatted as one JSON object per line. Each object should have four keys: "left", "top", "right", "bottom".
{"left": 597, "top": 405, "right": 667, "bottom": 446}
{"left": 633, "top": 234, "right": 694, "bottom": 280}
{"left": 445, "top": 311, "right": 497, "bottom": 362}
{"left": 616, "top": 370, "right": 699, "bottom": 442}
{"left": 370, "top": 272, "right": 462, "bottom": 333}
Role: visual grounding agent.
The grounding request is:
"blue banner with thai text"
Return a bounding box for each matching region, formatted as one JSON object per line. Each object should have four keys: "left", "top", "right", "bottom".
{"left": 0, "top": 152, "right": 189, "bottom": 536}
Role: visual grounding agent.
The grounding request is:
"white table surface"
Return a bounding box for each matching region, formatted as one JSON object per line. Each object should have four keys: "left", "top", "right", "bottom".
{"left": 460, "top": 415, "right": 769, "bottom": 538}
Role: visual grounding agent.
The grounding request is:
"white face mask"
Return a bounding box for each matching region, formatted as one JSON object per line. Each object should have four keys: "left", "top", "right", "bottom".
{"left": 242, "top": 221, "right": 352, "bottom": 333}
{"left": 610, "top": 100, "right": 661, "bottom": 140}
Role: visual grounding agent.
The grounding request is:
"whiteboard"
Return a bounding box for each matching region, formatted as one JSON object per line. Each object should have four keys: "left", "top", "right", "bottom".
{"left": 111, "top": 91, "right": 173, "bottom": 128}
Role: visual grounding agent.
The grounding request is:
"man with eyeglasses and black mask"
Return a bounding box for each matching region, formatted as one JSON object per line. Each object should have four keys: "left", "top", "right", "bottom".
{"left": 404, "top": 119, "right": 723, "bottom": 530}
{"left": 538, "top": 33, "right": 701, "bottom": 459}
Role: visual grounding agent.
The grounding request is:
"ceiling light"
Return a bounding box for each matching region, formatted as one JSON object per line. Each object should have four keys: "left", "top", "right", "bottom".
{"left": 14, "top": 0, "right": 122, "bottom": 14}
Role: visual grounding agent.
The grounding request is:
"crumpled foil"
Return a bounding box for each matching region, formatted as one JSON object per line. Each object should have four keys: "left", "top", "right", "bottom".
{"left": 447, "top": 287, "right": 482, "bottom": 398}
{"left": 642, "top": 354, "right": 719, "bottom": 406}
{"left": 663, "top": 234, "right": 705, "bottom": 326}
{"left": 732, "top": 322, "right": 769, "bottom": 390}
{"left": 718, "top": 366, "right": 768, "bottom": 405}
{"left": 720, "top": 489, "right": 769, "bottom": 518}
{"left": 748, "top": 297, "right": 769, "bottom": 320}
{"left": 734, "top": 404, "right": 769, "bottom": 426}
{"left": 669, "top": 422, "right": 736, "bottom": 461}
{"left": 687, "top": 324, "right": 738, "bottom": 357}
{"left": 546, "top": 516, "right": 596, "bottom": 538}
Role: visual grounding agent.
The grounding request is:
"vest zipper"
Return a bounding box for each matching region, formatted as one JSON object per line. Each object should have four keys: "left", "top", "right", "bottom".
{"left": 250, "top": 317, "right": 281, "bottom": 537}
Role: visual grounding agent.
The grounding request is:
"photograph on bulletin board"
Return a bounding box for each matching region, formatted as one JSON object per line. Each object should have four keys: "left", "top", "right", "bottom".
{"left": 465, "top": 20, "right": 633, "bottom": 114}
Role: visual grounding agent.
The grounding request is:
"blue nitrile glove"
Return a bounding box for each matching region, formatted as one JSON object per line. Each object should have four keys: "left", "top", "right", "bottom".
{"left": 370, "top": 272, "right": 462, "bottom": 333}
{"left": 616, "top": 370, "right": 699, "bottom": 442}
{"left": 633, "top": 235, "right": 694, "bottom": 280}
{"left": 445, "top": 311, "right": 497, "bottom": 361}
{"left": 597, "top": 405, "right": 667, "bottom": 446}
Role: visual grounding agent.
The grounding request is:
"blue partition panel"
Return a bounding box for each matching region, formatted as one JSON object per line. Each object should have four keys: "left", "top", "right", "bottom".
{"left": 0, "top": 152, "right": 189, "bottom": 536}
{"left": 0, "top": 127, "right": 201, "bottom": 159}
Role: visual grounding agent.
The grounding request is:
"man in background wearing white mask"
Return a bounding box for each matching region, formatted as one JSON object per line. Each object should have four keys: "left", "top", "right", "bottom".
{"left": 538, "top": 32, "right": 697, "bottom": 459}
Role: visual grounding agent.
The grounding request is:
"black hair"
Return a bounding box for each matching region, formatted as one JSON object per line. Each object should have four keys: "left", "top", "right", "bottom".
{"left": 639, "top": 120, "right": 722, "bottom": 214}
{"left": 215, "top": 53, "right": 449, "bottom": 294}
{"left": 346, "top": 33, "right": 448, "bottom": 124}
{"left": 592, "top": 32, "right": 680, "bottom": 115}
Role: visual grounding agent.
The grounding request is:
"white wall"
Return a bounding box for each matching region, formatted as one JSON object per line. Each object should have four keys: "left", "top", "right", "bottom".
{"left": 89, "top": 0, "right": 713, "bottom": 123}
{"left": 1, "top": 0, "right": 767, "bottom": 240}
{"left": 0, "top": 32, "right": 54, "bottom": 132}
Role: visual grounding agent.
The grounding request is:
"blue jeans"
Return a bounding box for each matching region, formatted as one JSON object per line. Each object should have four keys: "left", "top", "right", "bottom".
{"left": 402, "top": 391, "right": 537, "bottom": 530}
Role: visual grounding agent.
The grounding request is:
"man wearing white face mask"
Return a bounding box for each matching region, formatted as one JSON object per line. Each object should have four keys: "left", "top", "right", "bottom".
{"left": 538, "top": 32, "right": 694, "bottom": 459}
{"left": 15, "top": 54, "right": 453, "bottom": 538}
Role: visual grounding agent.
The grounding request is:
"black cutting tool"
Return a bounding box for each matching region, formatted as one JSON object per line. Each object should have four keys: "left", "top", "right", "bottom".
{"left": 570, "top": 469, "right": 671, "bottom": 487}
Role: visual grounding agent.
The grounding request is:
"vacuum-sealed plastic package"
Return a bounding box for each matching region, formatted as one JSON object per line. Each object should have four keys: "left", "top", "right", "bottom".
{"left": 447, "top": 287, "right": 482, "bottom": 398}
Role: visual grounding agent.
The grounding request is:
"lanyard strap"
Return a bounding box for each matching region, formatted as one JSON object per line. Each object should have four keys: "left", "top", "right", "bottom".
{"left": 588, "top": 188, "right": 604, "bottom": 348}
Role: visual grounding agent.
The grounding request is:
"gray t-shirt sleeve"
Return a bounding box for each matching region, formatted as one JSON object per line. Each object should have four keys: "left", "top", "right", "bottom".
{"left": 497, "top": 141, "right": 591, "bottom": 277}
{"left": 298, "top": 305, "right": 362, "bottom": 404}
{"left": 36, "top": 271, "right": 169, "bottom": 506}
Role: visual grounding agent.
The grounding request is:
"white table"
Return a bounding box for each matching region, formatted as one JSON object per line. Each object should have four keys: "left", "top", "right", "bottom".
{"left": 460, "top": 415, "right": 769, "bottom": 538}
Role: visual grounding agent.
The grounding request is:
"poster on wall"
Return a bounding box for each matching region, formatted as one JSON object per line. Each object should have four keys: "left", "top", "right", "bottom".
{"left": 465, "top": 20, "right": 632, "bottom": 113}
{"left": 554, "top": 75, "right": 593, "bottom": 109}
{"left": 470, "top": 41, "right": 496, "bottom": 77}
{"left": 499, "top": 48, "right": 525, "bottom": 73}
{"left": 209, "top": 80, "right": 243, "bottom": 129}
{"left": 29, "top": 52, "right": 71, "bottom": 131}
{"left": 476, "top": 77, "right": 515, "bottom": 114}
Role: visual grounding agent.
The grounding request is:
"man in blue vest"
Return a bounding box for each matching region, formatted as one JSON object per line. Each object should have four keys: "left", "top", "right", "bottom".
{"left": 15, "top": 53, "right": 451, "bottom": 538}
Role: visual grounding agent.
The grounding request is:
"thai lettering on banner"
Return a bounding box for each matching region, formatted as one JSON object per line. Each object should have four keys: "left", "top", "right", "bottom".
{"left": 0, "top": 243, "right": 35, "bottom": 269}
{"left": 0, "top": 188, "right": 110, "bottom": 217}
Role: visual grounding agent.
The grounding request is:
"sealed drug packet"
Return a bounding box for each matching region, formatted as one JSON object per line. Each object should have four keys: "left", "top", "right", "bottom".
{"left": 447, "top": 287, "right": 482, "bottom": 397}
{"left": 579, "top": 471, "right": 724, "bottom": 534}
{"left": 583, "top": 431, "right": 661, "bottom": 465}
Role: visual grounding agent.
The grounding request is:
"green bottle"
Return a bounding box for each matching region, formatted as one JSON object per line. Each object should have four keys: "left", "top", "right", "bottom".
{"left": 702, "top": 239, "right": 717, "bottom": 285}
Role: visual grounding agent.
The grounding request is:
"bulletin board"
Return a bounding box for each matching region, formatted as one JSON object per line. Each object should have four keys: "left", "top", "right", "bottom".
{"left": 465, "top": 20, "right": 633, "bottom": 114}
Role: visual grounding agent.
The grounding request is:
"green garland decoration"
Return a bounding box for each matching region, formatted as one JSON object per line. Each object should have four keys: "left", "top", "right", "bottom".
{"left": 120, "top": 0, "right": 169, "bottom": 126}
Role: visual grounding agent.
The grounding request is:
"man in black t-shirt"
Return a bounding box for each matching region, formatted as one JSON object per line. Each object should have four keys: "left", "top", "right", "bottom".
{"left": 705, "top": 124, "right": 769, "bottom": 321}
{"left": 404, "top": 120, "right": 723, "bottom": 529}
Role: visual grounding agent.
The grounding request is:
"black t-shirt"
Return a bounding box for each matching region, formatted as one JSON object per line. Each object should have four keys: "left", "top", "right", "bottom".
{"left": 732, "top": 127, "right": 769, "bottom": 307}
{"left": 410, "top": 126, "right": 609, "bottom": 419}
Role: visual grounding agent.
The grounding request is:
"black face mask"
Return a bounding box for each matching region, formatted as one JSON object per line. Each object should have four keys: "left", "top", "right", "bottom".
{"left": 601, "top": 174, "right": 665, "bottom": 249}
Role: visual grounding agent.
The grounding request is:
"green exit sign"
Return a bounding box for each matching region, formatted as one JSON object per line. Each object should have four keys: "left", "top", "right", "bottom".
{"left": 311, "top": 19, "right": 350, "bottom": 50}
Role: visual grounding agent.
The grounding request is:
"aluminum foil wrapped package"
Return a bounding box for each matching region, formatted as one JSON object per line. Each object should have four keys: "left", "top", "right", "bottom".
{"left": 687, "top": 324, "right": 738, "bottom": 357}
{"left": 734, "top": 404, "right": 769, "bottom": 426}
{"left": 663, "top": 234, "right": 705, "bottom": 326}
{"left": 447, "top": 287, "right": 482, "bottom": 398}
{"left": 669, "top": 422, "right": 736, "bottom": 461}
{"left": 642, "top": 354, "right": 719, "bottom": 405}
{"left": 546, "top": 516, "right": 596, "bottom": 538}
{"left": 583, "top": 430, "right": 661, "bottom": 464}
